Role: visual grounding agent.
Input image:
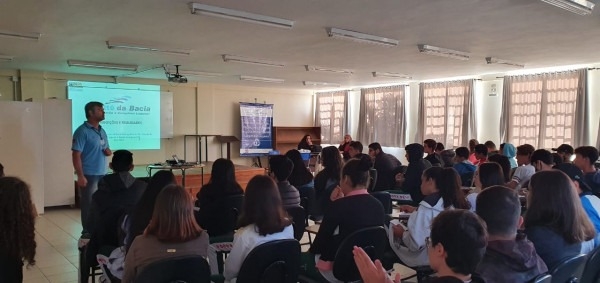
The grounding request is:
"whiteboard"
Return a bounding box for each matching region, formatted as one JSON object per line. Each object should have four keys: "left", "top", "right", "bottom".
{"left": 0, "top": 102, "right": 45, "bottom": 213}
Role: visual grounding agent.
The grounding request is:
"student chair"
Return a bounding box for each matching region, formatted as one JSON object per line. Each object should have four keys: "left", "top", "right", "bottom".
{"left": 530, "top": 274, "right": 552, "bottom": 283}
{"left": 581, "top": 246, "right": 600, "bottom": 283}
{"left": 332, "top": 226, "right": 387, "bottom": 283}
{"left": 369, "top": 191, "right": 392, "bottom": 214}
{"left": 79, "top": 244, "right": 102, "bottom": 283}
{"left": 368, "top": 168, "right": 378, "bottom": 192}
{"left": 285, "top": 205, "right": 307, "bottom": 241}
{"left": 133, "top": 255, "right": 211, "bottom": 283}
{"left": 549, "top": 254, "right": 587, "bottom": 283}
{"left": 236, "top": 239, "right": 301, "bottom": 283}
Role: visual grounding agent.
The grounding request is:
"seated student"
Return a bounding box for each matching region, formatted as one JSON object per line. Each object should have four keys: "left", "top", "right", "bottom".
{"left": 574, "top": 146, "right": 600, "bottom": 195}
{"left": 530, "top": 149, "right": 554, "bottom": 172}
{"left": 348, "top": 141, "right": 364, "bottom": 159}
{"left": 298, "top": 134, "right": 315, "bottom": 151}
{"left": 396, "top": 143, "right": 432, "bottom": 204}
{"left": 338, "top": 134, "right": 352, "bottom": 160}
{"left": 501, "top": 143, "right": 518, "bottom": 169}
{"left": 126, "top": 170, "right": 176, "bottom": 251}
{"left": 453, "top": 147, "right": 476, "bottom": 185}
{"left": 0, "top": 162, "right": 4, "bottom": 177}
{"left": 552, "top": 153, "right": 564, "bottom": 166}
{"left": 196, "top": 158, "right": 244, "bottom": 237}
{"left": 423, "top": 139, "right": 443, "bottom": 167}
{"left": 488, "top": 154, "right": 512, "bottom": 183}
{"left": 0, "top": 177, "right": 37, "bottom": 283}
{"left": 392, "top": 167, "right": 470, "bottom": 267}
{"left": 269, "top": 155, "right": 300, "bottom": 208}
{"left": 507, "top": 144, "right": 536, "bottom": 190}
{"left": 475, "top": 186, "right": 548, "bottom": 283}
{"left": 224, "top": 175, "right": 294, "bottom": 282}
{"left": 468, "top": 139, "right": 480, "bottom": 165}
{"left": 285, "top": 149, "right": 315, "bottom": 211}
{"left": 123, "top": 185, "right": 209, "bottom": 283}
{"left": 87, "top": 150, "right": 147, "bottom": 264}
{"left": 314, "top": 146, "right": 343, "bottom": 218}
{"left": 552, "top": 144, "right": 574, "bottom": 164}
{"left": 467, "top": 162, "right": 506, "bottom": 211}
{"left": 524, "top": 170, "right": 597, "bottom": 270}
{"left": 473, "top": 144, "right": 489, "bottom": 165}
{"left": 440, "top": 149, "right": 455, "bottom": 168}
{"left": 485, "top": 140, "right": 500, "bottom": 156}
{"left": 554, "top": 163, "right": 600, "bottom": 234}
{"left": 307, "top": 155, "right": 385, "bottom": 282}
{"left": 368, "top": 142, "right": 398, "bottom": 191}
{"left": 435, "top": 142, "right": 445, "bottom": 155}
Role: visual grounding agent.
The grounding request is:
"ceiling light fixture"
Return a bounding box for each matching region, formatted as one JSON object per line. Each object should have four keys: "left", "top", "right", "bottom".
{"left": 303, "top": 81, "right": 341, "bottom": 87}
{"left": 223, "top": 54, "right": 285, "bottom": 67}
{"left": 180, "top": 70, "right": 223, "bottom": 78}
{"left": 106, "top": 41, "right": 191, "bottom": 56}
{"left": 240, "top": 75, "right": 284, "bottom": 84}
{"left": 418, "top": 44, "right": 470, "bottom": 61}
{"left": 485, "top": 57, "right": 525, "bottom": 68}
{"left": 190, "top": 3, "right": 294, "bottom": 29}
{"left": 540, "top": 0, "right": 594, "bottom": 15}
{"left": 0, "top": 29, "right": 41, "bottom": 40}
{"left": 372, "top": 72, "right": 412, "bottom": 79}
{"left": 67, "top": 60, "right": 138, "bottom": 71}
{"left": 326, "top": 27, "right": 399, "bottom": 47}
{"left": 0, "top": 55, "right": 14, "bottom": 62}
{"left": 305, "top": 65, "right": 353, "bottom": 75}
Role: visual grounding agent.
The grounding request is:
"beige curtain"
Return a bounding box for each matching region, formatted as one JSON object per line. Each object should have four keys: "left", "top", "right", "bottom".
{"left": 418, "top": 80, "right": 473, "bottom": 148}
{"left": 501, "top": 69, "right": 586, "bottom": 149}
{"left": 314, "top": 91, "right": 348, "bottom": 144}
{"left": 357, "top": 85, "right": 406, "bottom": 147}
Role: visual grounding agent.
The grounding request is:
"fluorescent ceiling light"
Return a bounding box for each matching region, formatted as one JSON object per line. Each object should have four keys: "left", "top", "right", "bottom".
{"left": 372, "top": 72, "right": 412, "bottom": 79}
{"left": 106, "top": 41, "right": 191, "bottom": 56}
{"left": 190, "top": 3, "right": 294, "bottom": 29}
{"left": 326, "top": 27, "right": 399, "bottom": 47}
{"left": 223, "top": 54, "right": 285, "bottom": 67}
{"left": 67, "top": 60, "right": 138, "bottom": 71}
{"left": 303, "top": 81, "right": 341, "bottom": 87}
{"left": 180, "top": 70, "right": 223, "bottom": 78}
{"left": 240, "top": 75, "right": 284, "bottom": 84}
{"left": 0, "top": 55, "right": 14, "bottom": 62}
{"left": 486, "top": 57, "right": 525, "bottom": 68}
{"left": 418, "top": 44, "right": 470, "bottom": 61}
{"left": 0, "top": 29, "right": 41, "bottom": 40}
{"left": 305, "top": 65, "right": 353, "bottom": 75}
{"left": 540, "top": 0, "right": 594, "bottom": 15}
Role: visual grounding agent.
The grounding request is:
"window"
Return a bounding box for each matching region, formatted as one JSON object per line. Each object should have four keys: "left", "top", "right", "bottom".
{"left": 357, "top": 85, "right": 406, "bottom": 147}
{"left": 503, "top": 70, "right": 583, "bottom": 148}
{"left": 315, "top": 91, "right": 347, "bottom": 144}
{"left": 419, "top": 80, "right": 474, "bottom": 148}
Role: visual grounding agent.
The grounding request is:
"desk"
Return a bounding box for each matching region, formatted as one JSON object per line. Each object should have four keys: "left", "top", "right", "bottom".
{"left": 304, "top": 211, "right": 411, "bottom": 239}
{"left": 148, "top": 164, "right": 205, "bottom": 192}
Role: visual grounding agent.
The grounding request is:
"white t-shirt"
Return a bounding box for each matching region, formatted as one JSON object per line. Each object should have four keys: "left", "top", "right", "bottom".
{"left": 512, "top": 164, "right": 535, "bottom": 189}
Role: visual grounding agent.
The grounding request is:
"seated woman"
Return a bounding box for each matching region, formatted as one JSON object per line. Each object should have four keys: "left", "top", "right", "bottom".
{"left": 524, "top": 170, "right": 597, "bottom": 270}
{"left": 392, "top": 167, "right": 470, "bottom": 267}
{"left": 123, "top": 185, "right": 209, "bottom": 283}
{"left": 0, "top": 177, "right": 37, "bottom": 283}
{"left": 196, "top": 158, "right": 244, "bottom": 237}
{"left": 126, "top": 170, "right": 176, "bottom": 251}
{"left": 307, "top": 155, "right": 386, "bottom": 282}
{"left": 298, "top": 134, "right": 314, "bottom": 151}
{"left": 466, "top": 162, "right": 506, "bottom": 211}
{"left": 223, "top": 175, "right": 294, "bottom": 282}
{"left": 313, "top": 146, "right": 343, "bottom": 218}
{"left": 338, "top": 134, "right": 352, "bottom": 160}
{"left": 285, "top": 149, "right": 315, "bottom": 211}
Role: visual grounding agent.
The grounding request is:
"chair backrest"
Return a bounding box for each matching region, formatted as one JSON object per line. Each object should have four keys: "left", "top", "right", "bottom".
{"left": 134, "top": 256, "right": 210, "bottom": 283}
{"left": 285, "top": 205, "right": 307, "bottom": 241}
{"left": 581, "top": 245, "right": 600, "bottom": 283}
{"left": 236, "top": 239, "right": 301, "bottom": 283}
{"left": 460, "top": 171, "right": 475, "bottom": 187}
{"left": 550, "top": 254, "right": 587, "bottom": 283}
{"left": 332, "top": 226, "right": 388, "bottom": 282}
{"left": 369, "top": 191, "right": 392, "bottom": 214}
{"left": 530, "top": 274, "right": 552, "bottom": 283}
{"left": 368, "top": 168, "right": 378, "bottom": 192}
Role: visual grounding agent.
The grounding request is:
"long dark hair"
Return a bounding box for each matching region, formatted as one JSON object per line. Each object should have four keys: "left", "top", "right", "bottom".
{"left": 0, "top": 177, "right": 36, "bottom": 266}
{"left": 477, "top": 163, "right": 506, "bottom": 189}
{"left": 423, "top": 167, "right": 470, "bottom": 209}
{"left": 238, "top": 175, "right": 292, "bottom": 236}
{"left": 285, "top": 149, "right": 313, "bottom": 187}
{"left": 321, "top": 146, "right": 343, "bottom": 182}
{"left": 525, "top": 171, "right": 596, "bottom": 243}
{"left": 145, "top": 185, "right": 203, "bottom": 242}
{"left": 128, "top": 170, "right": 175, "bottom": 247}
{"left": 298, "top": 134, "right": 311, "bottom": 149}
{"left": 208, "top": 158, "right": 242, "bottom": 193}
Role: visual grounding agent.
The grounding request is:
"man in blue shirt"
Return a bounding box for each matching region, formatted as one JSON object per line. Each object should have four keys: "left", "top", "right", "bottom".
{"left": 72, "top": 101, "right": 112, "bottom": 236}
{"left": 574, "top": 146, "right": 600, "bottom": 196}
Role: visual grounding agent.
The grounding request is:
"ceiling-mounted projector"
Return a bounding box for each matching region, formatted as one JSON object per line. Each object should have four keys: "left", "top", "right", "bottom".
{"left": 164, "top": 64, "right": 188, "bottom": 83}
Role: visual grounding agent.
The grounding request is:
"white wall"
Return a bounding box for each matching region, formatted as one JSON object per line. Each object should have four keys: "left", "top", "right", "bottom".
{"left": 476, "top": 79, "right": 504, "bottom": 143}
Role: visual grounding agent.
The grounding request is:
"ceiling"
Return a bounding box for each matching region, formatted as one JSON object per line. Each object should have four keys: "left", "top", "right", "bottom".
{"left": 1, "top": 0, "right": 600, "bottom": 90}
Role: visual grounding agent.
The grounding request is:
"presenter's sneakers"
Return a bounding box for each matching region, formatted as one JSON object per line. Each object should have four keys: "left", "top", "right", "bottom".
{"left": 78, "top": 233, "right": 91, "bottom": 249}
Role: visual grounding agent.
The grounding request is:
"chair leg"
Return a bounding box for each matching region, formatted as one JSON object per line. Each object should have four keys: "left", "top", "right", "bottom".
{"left": 79, "top": 248, "right": 89, "bottom": 283}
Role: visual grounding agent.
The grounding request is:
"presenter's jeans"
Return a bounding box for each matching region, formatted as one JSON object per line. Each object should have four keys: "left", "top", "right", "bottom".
{"left": 81, "top": 175, "right": 102, "bottom": 235}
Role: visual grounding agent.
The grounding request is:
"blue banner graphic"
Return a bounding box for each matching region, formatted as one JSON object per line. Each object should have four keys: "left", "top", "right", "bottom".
{"left": 240, "top": 103, "right": 273, "bottom": 156}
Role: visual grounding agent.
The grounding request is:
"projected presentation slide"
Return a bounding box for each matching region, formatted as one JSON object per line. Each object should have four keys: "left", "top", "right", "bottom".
{"left": 68, "top": 81, "right": 161, "bottom": 150}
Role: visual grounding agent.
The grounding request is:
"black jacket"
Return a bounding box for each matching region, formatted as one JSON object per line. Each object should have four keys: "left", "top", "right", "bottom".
{"left": 402, "top": 144, "right": 432, "bottom": 204}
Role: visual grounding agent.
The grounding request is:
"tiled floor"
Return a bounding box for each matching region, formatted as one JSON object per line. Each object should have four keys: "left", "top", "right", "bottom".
{"left": 26, "top": 207, "right": 417, "bottom": 283}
